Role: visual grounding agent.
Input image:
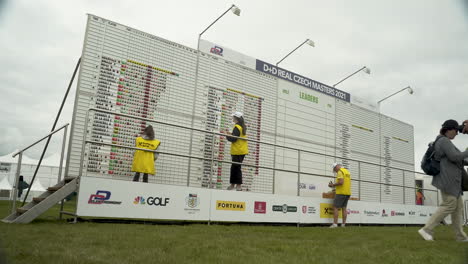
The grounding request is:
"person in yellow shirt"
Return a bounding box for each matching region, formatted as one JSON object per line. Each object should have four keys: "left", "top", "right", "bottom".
{"left": 131, "top": 125, "right": 161, "bottom": 183}
{"left": 226, "top": 112, "right": 249, "bottom": 191}
{"left": 328, "top": 162, "right": 351, "bottom": 228}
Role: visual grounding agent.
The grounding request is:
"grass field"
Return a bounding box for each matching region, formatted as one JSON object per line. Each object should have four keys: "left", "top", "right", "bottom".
{"left": 0, "top": 200, "right": 467, "bottom": 264}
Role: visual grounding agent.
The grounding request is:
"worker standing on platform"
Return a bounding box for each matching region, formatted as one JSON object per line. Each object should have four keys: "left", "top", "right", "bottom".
{"left": 329, "top": 163, "right": 351, "bottom": 228}
{"left": 131, "top": 125, "right": 161, "bottom": 183}
{"left": 226, "top": 112, "right": 249, "bottom": 191}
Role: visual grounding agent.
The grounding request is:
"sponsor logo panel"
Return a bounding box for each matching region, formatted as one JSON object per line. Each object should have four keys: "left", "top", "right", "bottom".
{"left": 134, "top": 196, "right": 170, "bottom": 206}
{"left": 88, "top": 190, "right": 122, "bottom": 205}
{"left": 320, "top": 203, "right": 342, "bottom": 218}
{"left": 272, "top": 204, "right": 297, "bottom": 213}
{"left": 185, "top": 193, "right": 200, "bottom": 214}
{"left": 254, "top": 201, "right": 266, "bottom": 214}
{"left": 216, "top": 200, "right": 245, "bottom": 211}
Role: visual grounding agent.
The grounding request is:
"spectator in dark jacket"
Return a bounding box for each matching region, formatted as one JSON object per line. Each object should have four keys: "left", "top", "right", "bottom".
{"left": 18, "top": 175, "right": 29, "bottom": 198}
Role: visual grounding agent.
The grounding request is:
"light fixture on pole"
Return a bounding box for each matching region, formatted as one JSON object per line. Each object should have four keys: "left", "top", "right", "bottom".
{"left": 332, "top": 66, "right": 371, "bottom": 87}
{"left": 187, "top": 4, "right": 241, "bottom": 187}
{"left": 197, "top": 4, "right": 241, "bottom": 49}
{"left": 276, "top": 38, "right": 315, "bottom": 66}
{"left": 377, "top": 86, "right": 413, "bottom": 110}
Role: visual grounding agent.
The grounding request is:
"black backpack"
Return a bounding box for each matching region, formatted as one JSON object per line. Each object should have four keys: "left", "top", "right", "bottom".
{"left": 421, "top": 137, "right": 442, "bottom": 176}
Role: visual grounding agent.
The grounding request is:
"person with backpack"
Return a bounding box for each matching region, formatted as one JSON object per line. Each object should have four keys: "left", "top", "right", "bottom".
{"left": 418, "top": 119, "right": 468, "bottom": 242}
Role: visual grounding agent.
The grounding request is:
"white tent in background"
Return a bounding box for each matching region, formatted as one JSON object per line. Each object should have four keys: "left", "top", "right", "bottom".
{"left": 0, "top": 176, "right": 13, "bottom": 200}
{"left": 0, "top": 177, "right": 12, "bottom": 190}
{"left": 0, "top": 150, "right": 39, "bottom": 165}
{"left": 30, "top": 179, "right": 46, "bottom": 192}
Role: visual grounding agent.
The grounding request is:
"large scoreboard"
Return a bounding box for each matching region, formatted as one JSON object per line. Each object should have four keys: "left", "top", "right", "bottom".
{"left": 67, "top": 14, "right": 415, "bottom": 204}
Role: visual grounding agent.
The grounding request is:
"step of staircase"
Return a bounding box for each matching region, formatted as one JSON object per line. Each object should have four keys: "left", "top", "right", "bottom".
{"left": 64, "top": 176, "right": 76, "bottom": 182}
{"left": 16, "top": 208, "right": 28, "bottom": 214}
{"left": 33, "top": 197, "right": 46, "bottom": 203}
{"left": 47, "top": 185, "right": 63, "bottom": 192}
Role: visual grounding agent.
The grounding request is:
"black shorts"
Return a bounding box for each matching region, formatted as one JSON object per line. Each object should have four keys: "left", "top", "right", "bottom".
{"left": 333, "top": 194, "right": 350, "bottom": 208}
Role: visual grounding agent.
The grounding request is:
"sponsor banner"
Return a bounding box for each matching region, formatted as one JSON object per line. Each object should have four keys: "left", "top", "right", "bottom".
{"left": 256, "top": 60, "right": 350, "bottom": 102}
{"left": 210, "top": 190, "right": 299, "bottom": 223}
{"left": 198, "top": 39, "right": 257, "bottom": 69}
{"left": 77, "top": 178, "right": 439, "bottom": 224}
{"left": 77, "top": 177, "right": 211, "bottom": 221}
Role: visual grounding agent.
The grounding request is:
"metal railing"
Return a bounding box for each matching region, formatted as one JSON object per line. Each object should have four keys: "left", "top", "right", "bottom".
{"left": 79, "top": 108, "right": 438, "bottom": 204}
{"left": 10, "top": 123, "right": 69, "bottom": 214}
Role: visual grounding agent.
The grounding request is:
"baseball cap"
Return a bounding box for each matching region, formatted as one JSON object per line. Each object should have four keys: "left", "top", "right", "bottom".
{"left": 442, "top": 119, "right": 459, "bottom": 130}
{"left": 331, "top": 162, "right": 339, "bottom": 169}
{"left": 231, "top": 112, "right": 243, "bottom": 118}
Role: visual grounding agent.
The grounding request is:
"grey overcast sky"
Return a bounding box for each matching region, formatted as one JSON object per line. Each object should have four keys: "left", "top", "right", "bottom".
{"left": 0, "top": 0, "right": 468, "bottom": 171}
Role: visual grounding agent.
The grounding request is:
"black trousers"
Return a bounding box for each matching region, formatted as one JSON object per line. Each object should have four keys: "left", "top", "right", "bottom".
{"left": 230, "top": 155, "right": 245, "bottom": 184}
{"left": 133, "top": 172, "right": 148, "bottom": 183}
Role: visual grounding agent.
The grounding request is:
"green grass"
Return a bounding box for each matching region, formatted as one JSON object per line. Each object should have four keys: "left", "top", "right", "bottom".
{"left": 0, "top": 200, "right": 467, "bottom": 264}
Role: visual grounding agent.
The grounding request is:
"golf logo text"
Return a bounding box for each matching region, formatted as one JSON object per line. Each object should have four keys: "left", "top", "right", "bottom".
{"left": 216, "top": 200, "right": 245, "bottom": 211}
{"left": 88, "top": 190, "right": 122, "bottom": 205}
{"left": 272, "top": 204, "right": 297, "bottom": 213}
{"left": 134, "top": 196, "right": 170, "bottom": 206}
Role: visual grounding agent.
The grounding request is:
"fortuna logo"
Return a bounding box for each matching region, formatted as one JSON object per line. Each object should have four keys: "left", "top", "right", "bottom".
{"left": 381, "top": 209, "right": 388, "bottom": 217}
{"left": 216, "top": 200, "right": 245, "bottom": 211}
{"left": 88, "top": 190, "right": 122, "bottom": 205}
{"left": 134, "top": 196, "right": 170, "bottom": 206}
{"left": 210, "top": 46, "right": 224, "bottom": 56}
{"left": 272, "top": 204, "right": 297, "bottom": 213}
{"left": 186, "top": 193, "right": 199, "bottom": 209}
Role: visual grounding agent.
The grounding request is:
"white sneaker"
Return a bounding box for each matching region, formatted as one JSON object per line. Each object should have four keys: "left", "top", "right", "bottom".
{"left": 341, "top": 224, "right": 346, "bottom": 228}
{"left": 227, "top": 186, "right": 234, "bottom": 190}
{"left": 329, "top": 224, "right": 338, "bottom": 228}
{"left": 418, "top": 228, "right": 434, "bottom": 241}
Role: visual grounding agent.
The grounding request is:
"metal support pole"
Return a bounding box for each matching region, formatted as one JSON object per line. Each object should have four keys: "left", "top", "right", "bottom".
{"left": 297, "top": 150, "right": 301, "bottom": 196}
{"left": 186, "top": 5, "right": 238, "bottom": 187}
{"left": 332, "top": 66, "right": 366, "bottom": 87}
{"left": 57, "top": 125, "right": 68, "bottom": 184}
{"left": 22, "top": 58, "right": 81, "bottom": 206}
{"left": 402, "top": 171, "right": 406, "bottom": 204}
{"left": 11, "top": 153, "right": 23, "bottom": 214}
{"left": 58, "top": 125, "right": 68, "bottom": 220}
{"left": 276, "top": 39, "right": 311, "bottom": 66}
{"left": 358, "top": 162, "right": 361, "bottom": 201}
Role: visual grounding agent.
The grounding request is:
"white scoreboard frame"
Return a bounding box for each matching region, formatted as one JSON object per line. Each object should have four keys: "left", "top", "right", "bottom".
{"left": 67, "top": 15, "right": 416, "bottom": 213}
